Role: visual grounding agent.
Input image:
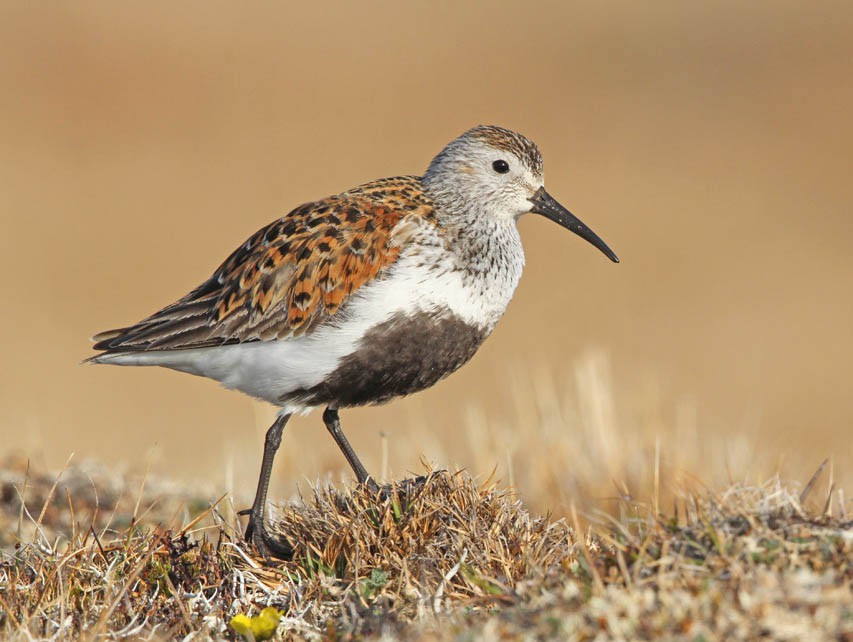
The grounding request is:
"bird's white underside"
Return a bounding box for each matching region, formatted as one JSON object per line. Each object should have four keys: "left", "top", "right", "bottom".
{"left": 94, "top": 222, "right": 524, "bottom": 415}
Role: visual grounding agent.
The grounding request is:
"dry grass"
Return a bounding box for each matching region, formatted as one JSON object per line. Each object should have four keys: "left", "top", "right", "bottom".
{"left": 364, "top": 352, "right": 849, "bottom": 522}
{"left": 1, "top": 455, "right": 850, "bottom": 641}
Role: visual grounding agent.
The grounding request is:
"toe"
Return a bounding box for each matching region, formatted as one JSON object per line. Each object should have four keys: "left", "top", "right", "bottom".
{"left": 245, "top": 515, "right": 294, "bottom": 561}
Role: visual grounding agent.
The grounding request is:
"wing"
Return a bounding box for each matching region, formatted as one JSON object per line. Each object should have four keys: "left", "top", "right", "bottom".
{"left": 91, "top": 176, "right": 434, "bottom": 353}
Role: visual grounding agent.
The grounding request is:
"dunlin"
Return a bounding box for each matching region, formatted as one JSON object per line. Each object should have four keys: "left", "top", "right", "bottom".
{"left": 89, "top": 125, "right": 619, "bottom": 557}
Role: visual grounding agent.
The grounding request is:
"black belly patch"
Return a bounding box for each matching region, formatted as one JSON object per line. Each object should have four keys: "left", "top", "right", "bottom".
{"left": 283, "top": 311, "right": 488, "bottom": 408}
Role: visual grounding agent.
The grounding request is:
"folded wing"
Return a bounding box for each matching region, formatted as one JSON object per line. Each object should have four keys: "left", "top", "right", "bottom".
{"left": 91, "top": 176, "right": 434, "bottom": 353}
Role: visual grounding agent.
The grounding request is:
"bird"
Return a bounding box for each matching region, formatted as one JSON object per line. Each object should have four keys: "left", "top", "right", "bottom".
{"left": 88, "top": 125, "right": 619, "bottom": 558}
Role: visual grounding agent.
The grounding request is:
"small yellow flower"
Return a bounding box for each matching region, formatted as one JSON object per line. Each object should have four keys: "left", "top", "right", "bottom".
{"left": 229, "top": 614, "right": 253, "bottom": 638}
{"left": 229, "top": 607, "right": 283, "bottom": 641}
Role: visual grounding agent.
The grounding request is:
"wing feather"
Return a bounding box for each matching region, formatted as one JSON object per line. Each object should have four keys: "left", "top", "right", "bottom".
{"left": 91, "top": 176, "right": 434, "bottom": 354}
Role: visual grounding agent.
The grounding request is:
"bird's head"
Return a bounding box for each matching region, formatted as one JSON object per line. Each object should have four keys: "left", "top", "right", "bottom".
{"left": 424, "top": 125, "right": 618, "bottom": 263}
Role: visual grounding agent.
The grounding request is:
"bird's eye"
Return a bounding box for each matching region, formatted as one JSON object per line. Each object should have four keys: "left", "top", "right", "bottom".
{"left": 492, "top": 159, "right": 510, "bottom": 174}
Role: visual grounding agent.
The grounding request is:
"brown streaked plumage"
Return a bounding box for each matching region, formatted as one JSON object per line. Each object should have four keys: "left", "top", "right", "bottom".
{"left": 92, "top": 176, "right": 435, "bottom": 351}
{"left": 89, "top": 124, "right": 619, "bottom": 560}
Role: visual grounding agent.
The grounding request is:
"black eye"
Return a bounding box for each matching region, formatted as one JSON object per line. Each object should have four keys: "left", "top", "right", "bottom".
{"left": 492, "top": 159, "right": 510, "bottom": 174}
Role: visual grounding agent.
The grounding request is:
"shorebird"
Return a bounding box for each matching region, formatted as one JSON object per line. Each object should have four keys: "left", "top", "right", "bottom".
{"left": 89, "top": 125, "right": 618, "bottom": 557}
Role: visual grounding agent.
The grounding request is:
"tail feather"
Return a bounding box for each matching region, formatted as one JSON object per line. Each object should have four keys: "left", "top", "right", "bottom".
{"left": 90, "top": 327, "right": 129, "bottom": 346}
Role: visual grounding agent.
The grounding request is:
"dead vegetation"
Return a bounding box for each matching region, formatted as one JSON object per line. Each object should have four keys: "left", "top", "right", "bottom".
{"left": 2, "top": 454, "right": 851, "bottom": 641}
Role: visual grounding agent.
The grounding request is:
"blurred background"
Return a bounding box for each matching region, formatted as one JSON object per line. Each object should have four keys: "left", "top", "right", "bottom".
{"left": 1, "top": 1, "right": 851, "bottom": 516}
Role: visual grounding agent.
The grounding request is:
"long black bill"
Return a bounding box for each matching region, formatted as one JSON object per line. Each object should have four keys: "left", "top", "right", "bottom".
{"left": 529, "top": 187, "right": 619, "bottom": 263}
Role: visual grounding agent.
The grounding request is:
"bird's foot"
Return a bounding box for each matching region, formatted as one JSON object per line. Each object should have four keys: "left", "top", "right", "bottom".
{"left": 238, "top": 507, "right": 294, "bottom": 561}
{"left": 362, "top": 472, "right": 440, "bottom": 501}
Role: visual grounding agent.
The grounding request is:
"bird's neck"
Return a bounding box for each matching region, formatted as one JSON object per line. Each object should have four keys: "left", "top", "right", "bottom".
{"left": 444, "top": 215, "right": 523, "bottom": 272}
{"left": 420, "top": 213, "right": 524, "bottom": 330}
{"left": 417, "top": 174, "right": 526, "bottom": 323}
{"left": 423, "top": 186, "right": 521, "bottom": 268}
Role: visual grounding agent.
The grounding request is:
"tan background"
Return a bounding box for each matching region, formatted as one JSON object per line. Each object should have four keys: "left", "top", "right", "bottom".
{"left": 1, "top": 2, "right": 851, "bottom": 510}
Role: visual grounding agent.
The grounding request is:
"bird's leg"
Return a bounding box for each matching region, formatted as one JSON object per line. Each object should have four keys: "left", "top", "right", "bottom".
{"left": 321, "top": 407, "right": 432, "bottom": 499}
{"left": 322, "top": 406, "right": 381, "bottom": 494}
{"left": 239, "top": 413, "right": 294, "bottom": 560}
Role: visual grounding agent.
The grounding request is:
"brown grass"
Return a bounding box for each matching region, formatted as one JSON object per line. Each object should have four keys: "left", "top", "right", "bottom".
{"left": 1, "top": 456, "right": 850, "bottom": 641}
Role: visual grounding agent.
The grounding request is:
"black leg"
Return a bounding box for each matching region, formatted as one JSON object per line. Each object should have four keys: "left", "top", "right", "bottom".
{"left": 322, "top": 406, "right": 379, "bottom": 494}
{"left": 240, "top": 413, "right": 293, "bottom": 559}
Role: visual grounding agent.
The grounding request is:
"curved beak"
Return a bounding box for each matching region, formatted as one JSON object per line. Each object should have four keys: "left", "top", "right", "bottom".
{"left": 528, "top": 187, "right": 619, "bottom": 263}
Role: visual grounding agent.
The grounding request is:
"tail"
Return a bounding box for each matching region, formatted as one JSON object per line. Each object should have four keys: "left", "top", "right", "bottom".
{"left": 85, "top": 327, "right": 164, "bottom": 366}
{"left": 85, "top": 327, "right": 131, "bottom": 365}
{"left": 86, "top": 327, "right": 214, "bottom": 370}
{"left": 86, "top": 350, "right": 170, "bottom": 367}
{"left": 85, "top": 326, "right": 188, "bottom": 366}
{"left": 85, "top": 316, "right": 237, "bottom": 375}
